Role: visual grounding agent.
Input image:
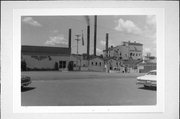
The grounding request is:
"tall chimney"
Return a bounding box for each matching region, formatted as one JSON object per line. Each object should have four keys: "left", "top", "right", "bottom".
{"left": 94, "top": 15, "right": 97, "bottom": 56}
{"left": 106, "top": 33, "right": 109, "bottom": 55}
{"left": 87, "top": 25, "right": 90, "bottom": 60}
{"left": 68, "top": 29, "right": 71, "bottom": 53}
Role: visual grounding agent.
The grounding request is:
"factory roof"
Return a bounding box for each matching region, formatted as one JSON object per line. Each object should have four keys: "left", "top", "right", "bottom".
{"left": 123, "top": 41, "right": 143, "bottom": 46}
{"left": 22, "top": 45, "right": 71, "bottom": 56}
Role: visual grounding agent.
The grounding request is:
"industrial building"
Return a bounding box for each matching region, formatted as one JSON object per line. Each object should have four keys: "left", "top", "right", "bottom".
{"left": 21, "top": 45, "right": 105, "bottom": 72}
{"left": 103, "top": 41, "right": 143, "bottom": 61}
{"left": 21, "top": 45, "right": 71, "bottom": 71}
{"left": 21, "top": 15, "right": 155, "bottom": 73}
{"left": 21, "top": 41, "right": 145, "bottom": 72}
{"left": 102, "top": 41, "right": 143, "bottom": 73}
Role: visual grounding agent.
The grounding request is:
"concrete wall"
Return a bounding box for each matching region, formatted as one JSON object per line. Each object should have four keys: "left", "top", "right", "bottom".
{"left": 22, "top": 55, "right": 70, "bottom": 70}
{"left": 104, "top": 45, "right": 129, "bottom": 60}
{"left": 107, "top": 59, "right": 124, "bottom": 72}
{"left": 129, "top": 45, "right": 143, "bottom": 60}
{"left": 89, "top": 58, "right": 105, "bottom": 72}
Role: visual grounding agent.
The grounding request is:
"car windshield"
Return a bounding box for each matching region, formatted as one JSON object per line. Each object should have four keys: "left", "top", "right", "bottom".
{"left": 147, "top": 71, "right": 156, "bottom": 75}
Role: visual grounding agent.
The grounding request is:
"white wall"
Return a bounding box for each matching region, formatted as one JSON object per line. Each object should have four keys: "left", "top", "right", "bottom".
{"left": 89, "top": 58, "right": 105, "bottom": 72}
{"left": 22, "top": 55, "right": 70, "bottom": 70}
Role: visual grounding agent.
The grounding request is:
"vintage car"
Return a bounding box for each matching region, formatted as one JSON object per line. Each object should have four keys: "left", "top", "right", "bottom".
{"left": 136, "top": 70, "right": 157, "bottom": 88}
{"left": 21, "top": 75, "right": 31, "bottom": 87}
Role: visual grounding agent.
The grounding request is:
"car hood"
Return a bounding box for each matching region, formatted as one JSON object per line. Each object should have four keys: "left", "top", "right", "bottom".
{"left": 137, "top": 75, "right": 156, "bottom": 81}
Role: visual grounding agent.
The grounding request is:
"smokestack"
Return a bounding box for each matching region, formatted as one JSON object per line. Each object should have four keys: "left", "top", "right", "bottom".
{"left": 84, "top": 16, "right": 90, "bottom": 60}
{"left": 106, "top": 33, "right": 109, "bottom": 54}
{"left": 94, "top": 15, "right": 97, "bottom": 56}
{"left": 68, "top": 29, "right": 71, "bottom": 53}
{"left": 87, "top": 25, "right": 90, "bottom": 60}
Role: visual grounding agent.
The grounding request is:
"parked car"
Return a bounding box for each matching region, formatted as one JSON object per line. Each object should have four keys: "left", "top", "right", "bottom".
{"left": 136, "top": 70, "right": 157, "bottom": 88}
{"left": 21, "top": 75, "right": 31, "bottom": 87}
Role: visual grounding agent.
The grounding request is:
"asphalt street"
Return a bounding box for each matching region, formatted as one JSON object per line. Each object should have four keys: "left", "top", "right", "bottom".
{"left": 21, "top": 71, "right": 156, "bottom": 106}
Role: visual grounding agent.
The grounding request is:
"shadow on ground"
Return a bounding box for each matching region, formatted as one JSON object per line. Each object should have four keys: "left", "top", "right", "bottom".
{"left": 138, "top": 87, "right": 156, "bottom": 91}
{"left": 21, "top": 87, "right": 36, "bottom": 92}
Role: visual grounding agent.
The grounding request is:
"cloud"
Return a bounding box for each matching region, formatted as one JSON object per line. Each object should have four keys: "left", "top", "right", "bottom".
{"left": 96, "top": 48, "right": 102, "bottom": 54}
{"left": 100, "top": 40, "right": 115, "bottom": 47}
{"left": 115, "top": 18, "right": 142, "bottom": 35}
{"left": 144, "top": 48, "right": 151, "bottom": 52}
{"left": 22, "top": 17, "right": 42, "bottom": 27}
{"left": 143, "top": 48, "right": 151, "bottom": 56}
{"left": 100, "top": 40, "right": 106, "bottom": 45}
{"left": 146, "top": 15, "right": 156, "bottom": 26}
{"left": 45, "top": 34, "right": 68, "bottom": 46}
{"left": 142, "top": 15, "right": 156, "bottom": 42}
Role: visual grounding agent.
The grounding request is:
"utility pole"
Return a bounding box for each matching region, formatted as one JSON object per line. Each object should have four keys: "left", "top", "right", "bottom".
{"left": 105, "top": 33, "right": 109, "bottom": 73}
{"left": 106, "top": 33, "right": 109, "bottom": 57}
{"left": 94, "top": 15, "right": 97, "bottom": 56}
{"left": 75, "top": 34, "right": 81, "bottom": 54}
{"left": 68, "top": 29, "right": 72, "bottom": 54}
{"left": 75, "top": 34, "right": 81, "bottom": 71}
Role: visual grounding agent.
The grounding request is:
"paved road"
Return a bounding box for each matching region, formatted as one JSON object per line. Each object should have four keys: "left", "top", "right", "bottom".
{"left": 21, "top": 71, "right": 156, "bottom": 106}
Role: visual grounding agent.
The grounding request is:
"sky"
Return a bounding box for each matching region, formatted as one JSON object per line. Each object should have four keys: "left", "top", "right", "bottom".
{"left": 21, "top": 15, "right": 156, "bottom": 56}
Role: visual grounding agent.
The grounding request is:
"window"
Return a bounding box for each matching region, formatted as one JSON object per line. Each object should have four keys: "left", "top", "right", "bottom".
{"left": 147, "top": 71, "right": 156, "bottom": 75}
{"left": 59, "top": 61, "right": 66, "bottom": 68}
{"left": 96, "top": 62, "right": 98, "bottom": 66}
{"left": 91, "top": 62, "right": 94, "bottom": 65}
{"left": 99, "top": 62, "right": 101, "bottom": 66}
{"left": 130, "top": 53, "right": 132, "bottom": 56}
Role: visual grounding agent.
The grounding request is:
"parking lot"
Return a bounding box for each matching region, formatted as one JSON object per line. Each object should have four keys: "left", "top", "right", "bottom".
{"left": 21, "top": 71, "right": 156, "bottom": 106}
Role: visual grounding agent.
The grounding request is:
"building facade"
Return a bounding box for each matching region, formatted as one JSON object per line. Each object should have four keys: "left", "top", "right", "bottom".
{"left": 22, "top": 46, "right": 105, "bottom": 72}
{"left": 89, "top": 57, "right": 105, "bottom": 72}
{"left": 21, "top": 45, "right": 71, "bottom": 71}
{"left": 103, "top": 41, "right": 143, "bottom": 61}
